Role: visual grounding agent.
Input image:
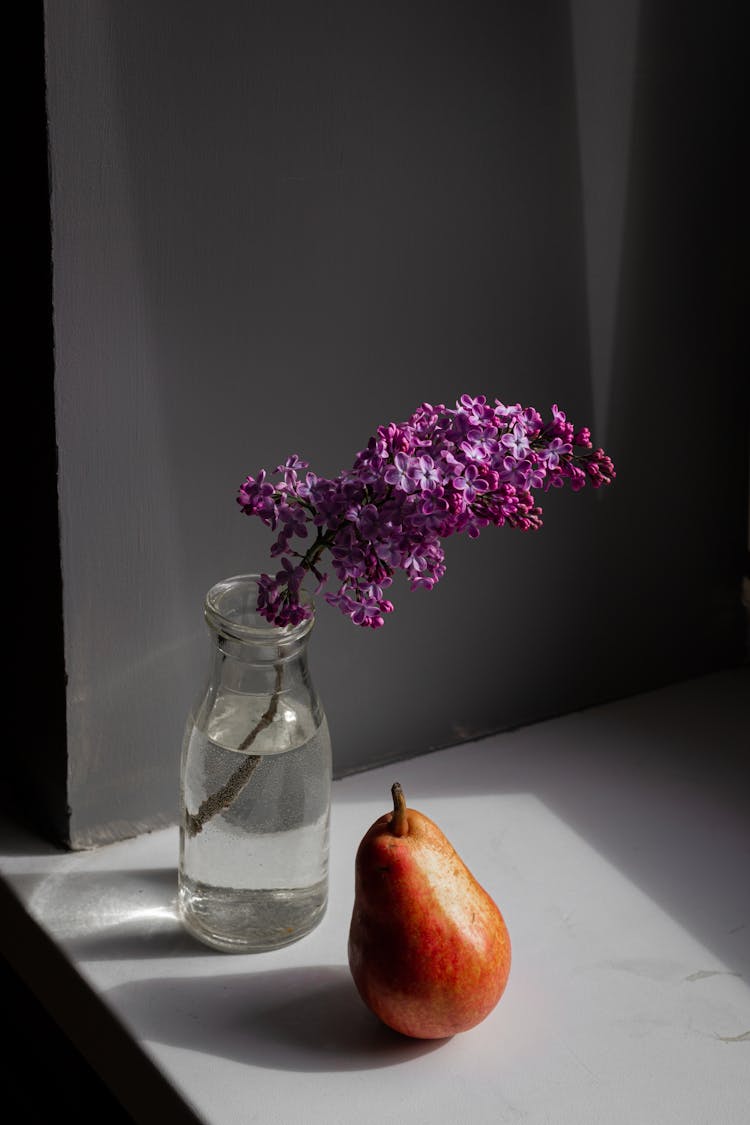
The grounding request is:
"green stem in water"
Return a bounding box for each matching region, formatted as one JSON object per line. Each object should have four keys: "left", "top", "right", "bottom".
{"left": 184, "top": 662, "right": 284, "bottom": 838}
{"left": 390, "top": 781, "right": 409, "bottom": 837}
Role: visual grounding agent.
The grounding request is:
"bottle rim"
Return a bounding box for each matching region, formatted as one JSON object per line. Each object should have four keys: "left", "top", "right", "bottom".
{"left": 204, "top": 573, "right": 315, "bottom": 644}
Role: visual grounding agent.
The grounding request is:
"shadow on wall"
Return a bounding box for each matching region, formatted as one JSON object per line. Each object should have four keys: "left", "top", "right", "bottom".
{"left": 594, "top": 0, "right": 747, "bottom": 687}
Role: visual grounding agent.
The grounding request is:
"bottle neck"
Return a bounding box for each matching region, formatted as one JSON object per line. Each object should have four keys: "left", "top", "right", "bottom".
{"left": 194, "top": 576, "right": 323, "bottom": 752}
{"left": 208, "top": 628, "right": 312, "bottom": 696}
{"left": 201, "top": 573, "right": 317, "bottom": 702}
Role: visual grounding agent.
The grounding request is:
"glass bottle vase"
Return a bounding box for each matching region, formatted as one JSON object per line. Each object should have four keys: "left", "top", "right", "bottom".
{"left": 178, "top": 574, "right": 332, "bottom": 952}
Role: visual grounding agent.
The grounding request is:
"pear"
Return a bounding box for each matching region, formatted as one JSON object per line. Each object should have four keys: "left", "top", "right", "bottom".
{"left": 348, "top": 782, "right": 511, "bottom": 1039}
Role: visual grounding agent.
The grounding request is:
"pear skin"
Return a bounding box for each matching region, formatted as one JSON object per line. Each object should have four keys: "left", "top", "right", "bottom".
{"left": 348, "top": 783, "right": 511, "bottom": 1039}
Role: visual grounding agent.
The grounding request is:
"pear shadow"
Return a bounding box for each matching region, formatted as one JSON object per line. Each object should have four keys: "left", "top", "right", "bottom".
{"left": 107, "top": 965, "right": 448, "bottom": 1071}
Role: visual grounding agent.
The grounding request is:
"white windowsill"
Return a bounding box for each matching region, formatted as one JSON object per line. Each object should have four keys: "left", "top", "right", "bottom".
{"left": 2, "top": 668, "right": 749, "bottom": 1124}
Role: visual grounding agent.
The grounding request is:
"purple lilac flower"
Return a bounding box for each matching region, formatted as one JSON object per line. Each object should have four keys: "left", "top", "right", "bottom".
{"left": 413, "top": 454, "right": 441, "bottom": 491}
{"left": 237, "top": 395, "right": 615, "bottom": 627}
{"left": 499, "top": 456, "right": 530, "bottom": 489}
{"left": 278, "top": 502, "right": 308, "bottom": 539}
{"left": 384, "top": 451, "right": 418, "bottom": 493}
{"left": 452, "top": 463, "right": 490, "bottom": 503}
{"left": 355, "top": 504, "right": 381, "bottom": 539}
{"left": 500, "top": 423, "right": 530, "bottom": 460}
{"left": 537, "top": 437, "right": 572, "bottom": 469}
{"left": 525, "top": 462, "right": 547, "bottom": 491}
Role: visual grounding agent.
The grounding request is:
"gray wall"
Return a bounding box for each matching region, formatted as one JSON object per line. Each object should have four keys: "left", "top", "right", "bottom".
{"left": 43, "top": 1, "right": 747, "bottom": 847}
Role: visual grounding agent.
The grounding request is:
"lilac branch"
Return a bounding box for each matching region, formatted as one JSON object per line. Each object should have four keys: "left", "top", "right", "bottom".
{"left": 237, "top": 396, "right": 616, "bottom": 629}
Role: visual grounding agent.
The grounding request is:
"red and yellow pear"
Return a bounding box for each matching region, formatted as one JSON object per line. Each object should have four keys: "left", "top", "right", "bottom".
{"left": 348, "top": 782, "right": 511, "bottom": 1039}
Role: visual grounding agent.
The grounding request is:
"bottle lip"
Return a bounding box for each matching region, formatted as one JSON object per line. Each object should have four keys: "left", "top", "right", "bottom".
{"left": 204, "top": 573, "right": 315, "bottom": 645}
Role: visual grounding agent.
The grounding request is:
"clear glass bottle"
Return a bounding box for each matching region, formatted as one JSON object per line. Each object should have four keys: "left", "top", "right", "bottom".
{"left": 178, "top": 574, "right": 331, "bottom": 952}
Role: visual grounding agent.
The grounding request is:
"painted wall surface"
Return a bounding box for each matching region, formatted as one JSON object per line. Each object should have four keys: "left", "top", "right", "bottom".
{"left": 44, "top": 1, "right": 747, "bottom": 846}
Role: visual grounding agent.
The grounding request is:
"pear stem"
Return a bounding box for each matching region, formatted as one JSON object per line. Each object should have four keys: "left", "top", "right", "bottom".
{"left": 390, "top": 781, "right": 409, "bottom": 837}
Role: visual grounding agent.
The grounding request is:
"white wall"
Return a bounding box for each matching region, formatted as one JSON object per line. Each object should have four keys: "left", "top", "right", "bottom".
{"left": 43, "top": 0, "right": 747, "bottom": 846}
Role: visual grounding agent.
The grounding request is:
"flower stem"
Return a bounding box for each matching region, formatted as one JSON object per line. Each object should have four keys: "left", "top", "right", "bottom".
{"left": 184, "top": 662, "right": 284, "bottom": 838}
